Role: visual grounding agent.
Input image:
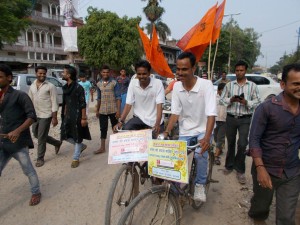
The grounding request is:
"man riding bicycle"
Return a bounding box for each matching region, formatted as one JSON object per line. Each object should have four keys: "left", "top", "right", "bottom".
{"left": 113, "top": 60, "right": 165, "bottom": 137}
{"left": 163, "top": 52, "right": 217, "bottom": 202}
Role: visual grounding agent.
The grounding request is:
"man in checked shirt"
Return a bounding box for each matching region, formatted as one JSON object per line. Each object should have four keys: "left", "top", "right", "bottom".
{"left": 220, "top": 60, "right": 260, "bottom": 184}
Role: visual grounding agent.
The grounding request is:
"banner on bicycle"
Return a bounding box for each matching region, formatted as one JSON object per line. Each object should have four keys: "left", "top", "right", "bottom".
{"left": 108, "top": 129, "right": 152, "bottom": 164}
{"left": 148, "top": 140, "right": 188, "bottom": 183}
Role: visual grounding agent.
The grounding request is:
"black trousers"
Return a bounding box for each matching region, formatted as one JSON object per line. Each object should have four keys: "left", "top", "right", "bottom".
{"left": 248, "top": 163, "right": 300, "bottom": 225}
{"left": 123, "top": 116, "right": 164, "bottom": 138}
{"left": 99, "top": 113, "right": 118, "bottom": 139}
{"left": 225, "top": 116, "right": 251, "bottom": 173}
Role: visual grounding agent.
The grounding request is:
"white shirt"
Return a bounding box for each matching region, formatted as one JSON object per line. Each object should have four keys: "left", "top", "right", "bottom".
{"left": 126, "top": 77, "right": 165, "bottom": 127}
{"left": 171, "top": 76, "right": 217, "bottom": 136}
{"left": 216, "top": 94, "right": 227, "bottom": 122}
{"left": 28, "top": 80, "right": 58, "bottom": 118}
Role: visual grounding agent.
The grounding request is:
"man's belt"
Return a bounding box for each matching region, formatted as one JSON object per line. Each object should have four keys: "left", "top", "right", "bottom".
{"left": 227, "top": 113, "right": 252, "bottom": 119}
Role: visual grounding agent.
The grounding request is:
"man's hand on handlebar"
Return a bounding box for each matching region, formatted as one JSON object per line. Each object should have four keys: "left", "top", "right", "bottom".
{"left": 113, "top": 122, "right": 123, "bottom": 133}
{"left": 199, "top": 137, "right": 210, "bottom": 154}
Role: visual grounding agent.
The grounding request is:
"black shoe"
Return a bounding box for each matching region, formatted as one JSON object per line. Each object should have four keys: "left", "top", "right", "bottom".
{"left": 35, "top": 159, "right": 44, "bottom": 167}
{"left": 55, "top": 142, "right": 62, "bottom": 155}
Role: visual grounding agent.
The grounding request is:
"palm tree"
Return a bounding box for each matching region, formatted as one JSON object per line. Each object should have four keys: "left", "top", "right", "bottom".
{"left": 142, "top": 0, "right": 168, "bottom": 39}
{"left": 145, "top": 18, "right": 171, "bottom": 42}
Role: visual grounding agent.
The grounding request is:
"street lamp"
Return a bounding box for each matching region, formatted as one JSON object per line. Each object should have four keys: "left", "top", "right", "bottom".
{"left": 224, "top": 13, "right": 241, "bottom": 73}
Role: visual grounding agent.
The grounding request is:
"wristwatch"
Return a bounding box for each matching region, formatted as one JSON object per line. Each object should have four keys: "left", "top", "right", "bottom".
{"left": 118, "top": 118, "right": 125, "bottom": 124}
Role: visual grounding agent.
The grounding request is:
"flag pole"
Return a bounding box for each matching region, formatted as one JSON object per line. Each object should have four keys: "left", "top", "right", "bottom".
{"left": 211, "top": 38, "right": 219, "bottom": 80}
{"left": 207, "top": 40, "right": 212, "bottom": 80}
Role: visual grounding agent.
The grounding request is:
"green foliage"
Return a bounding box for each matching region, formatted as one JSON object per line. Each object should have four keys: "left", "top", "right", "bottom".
{"left": 269, "top": 50, "right": 300, "bottom": 74}
{"left": 78, "top": 7, "right": 143, "bottom": 69}
{"left": 0, "top": 0, "right": 32, "bottom": 48}
{"left": 202, "top": 19, "right": 261, "bottom": 73}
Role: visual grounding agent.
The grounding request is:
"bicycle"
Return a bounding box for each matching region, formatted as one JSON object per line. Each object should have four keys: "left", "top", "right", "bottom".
{"left": 117, "top": 138, "right": 217, "bottom": 225}
{"left": 105, "top": 129, "right": 153, "bottom": 225}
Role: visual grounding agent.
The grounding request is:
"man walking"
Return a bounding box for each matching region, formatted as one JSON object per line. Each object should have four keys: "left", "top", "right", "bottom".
{"left": 0, "top": 64, "right": 41, "bottom": 206}
{"left": 164, "top": 52, "right": 216, "bottom": 202}
{"left": 94, "top": 65, "right": 121, "bottom": 154}
{"left": 78, "top": 74, "right": 94, "bottom": 115}
{"left": 220, "top": 60, "right": 260, "bottom": 184}
{"left": 248, "top": 63, "right": 300, "bottom": 224}
{"left": 61, "top": 65, "right": 91, "bottom": 168}
{"left": 29, "top": 66, "right": 62, "bottom": 167}
{"left": 116, "top": 68, "right": 130, "bottom": 114}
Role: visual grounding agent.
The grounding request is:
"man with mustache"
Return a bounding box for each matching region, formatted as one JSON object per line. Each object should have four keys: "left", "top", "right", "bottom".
{"left": 248, "top": 63, "right": 300, "bottom": 224}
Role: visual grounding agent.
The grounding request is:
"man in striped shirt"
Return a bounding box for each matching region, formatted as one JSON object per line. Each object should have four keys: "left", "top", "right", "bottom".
{"left": 220, "top": 60, "right": 260, "bottom": 184}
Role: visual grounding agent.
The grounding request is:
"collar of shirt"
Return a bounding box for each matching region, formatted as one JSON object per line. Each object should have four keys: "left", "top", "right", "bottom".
{"left": 134, "top": 77, "right": 154, "bottom": 89}
{"left": 100, "top": 78, "right": 114, "bottom": 83}
{"left": 272, "top": 92, "right": 300, "bottom": 115}
{"left": 232, "top": 79, "right": 251, "bottom": 87}
{"left": 178, "top": 76, "right": 201, "bottom": 93}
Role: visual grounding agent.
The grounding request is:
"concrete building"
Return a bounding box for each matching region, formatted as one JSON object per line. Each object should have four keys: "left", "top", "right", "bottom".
{"left": 0, "top": 0, "right": 82, "bottom": 74}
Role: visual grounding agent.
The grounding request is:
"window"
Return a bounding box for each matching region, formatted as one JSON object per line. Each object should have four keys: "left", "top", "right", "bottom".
{"left": 47, "top": 78, "right": 62, "bottom": 87}
{"left": 26, "top": 76, "right": 36, "bottom": 85}
{"left": 247, "top": 76, "right": 270, "bottom": 85}
{"left": 11, "top": 76, "right": 18, "bottom": 86}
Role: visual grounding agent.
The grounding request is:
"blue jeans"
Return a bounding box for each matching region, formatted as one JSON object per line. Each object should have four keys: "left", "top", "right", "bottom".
{"left": 121, "top": 93, "right": 127, "bottom": 114}
{"left": 0, "top": 147, "right": 40, "bottom": 194}
{"left": 66, "top": 138, "right": 83, "bottom": 160}
{"left": 179, "top": 132, "right": 209, "bottom": 185}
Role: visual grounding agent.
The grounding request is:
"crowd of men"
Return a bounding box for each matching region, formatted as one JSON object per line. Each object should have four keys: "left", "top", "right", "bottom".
{"left": 0, "top": 51, "right": 299, "bottom": 225}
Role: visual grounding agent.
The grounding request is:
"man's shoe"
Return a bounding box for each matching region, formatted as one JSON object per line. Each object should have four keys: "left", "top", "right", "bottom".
{"left": 71, "top": 160, "right": 80, "bottom": 168}
{"left": 223, "top": 168, "right": 233, "bottom": 175}
{"left": 237, "top": 172, "right": 246, "bottom": 184}
{"left": 80, "top": 144, "right": 87, "bottom": 154}
{"left": 194, "top": 184, "right": 206, "bottom": 202}
{"left": 29, "top": 193, "right": 41, "bottom": 206}
{"left": 55, "top": 142, "right": 62, "bottom": 155}
{"left": 35, "top": 159, "right": 44, "bottom": 167}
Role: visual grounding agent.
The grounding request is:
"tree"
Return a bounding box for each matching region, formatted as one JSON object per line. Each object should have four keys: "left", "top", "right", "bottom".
{"left": 142, "top": 0, "right": 171, "bottom": 39}
{"left": 270, "top": 51, "right": 300, "bottom": 74}
{"left": 78, "top": 7, "right": 143, "bottom": 69}
{"left": 201, "top": 19, "right": 261, "bottom": 73}
{"left": 145, "top": 18, "right": 171, "bottom": 42}
{"left": 0, "top": 0, "right": 32, "bottom": 49}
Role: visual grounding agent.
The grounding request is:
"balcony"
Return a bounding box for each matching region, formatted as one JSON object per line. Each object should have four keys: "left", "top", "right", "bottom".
{"left": 30, "top": 10, "right": 64, "bottom": 26}
{"left": 2, "top": 42, "right": 67, "bottom": 55}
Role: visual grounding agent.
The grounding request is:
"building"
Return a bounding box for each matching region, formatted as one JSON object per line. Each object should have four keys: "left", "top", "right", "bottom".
{"left": 0, "top": 0, "right": 83, "bottom": 74}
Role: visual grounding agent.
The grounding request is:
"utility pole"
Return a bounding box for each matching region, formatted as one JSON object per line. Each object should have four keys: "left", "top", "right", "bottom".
{"left": 297, "top": 27, "right": 300, "bottom": 58}
{"left": 224, "top": 13, "right": 241, "bottom": 73}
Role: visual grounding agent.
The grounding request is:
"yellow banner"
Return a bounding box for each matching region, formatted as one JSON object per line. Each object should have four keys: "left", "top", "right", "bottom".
{"left": 148, "top": 140, "right": 188, "bottom": 183}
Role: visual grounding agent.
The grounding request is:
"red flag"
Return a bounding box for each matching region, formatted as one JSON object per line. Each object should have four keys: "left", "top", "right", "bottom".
{"left": 212, "top": 0, "right": 226, "bottom": 43}
{"left": 137, "top": 25, "right": 151, "bottom": 60}
{"left": 188, "top": 44, "right": 209, "bottom": 62}
{"left": 150, "top": 25, "right": 174, "bottom": 78}
{"left": 177, "top": 4, "right": 217, "bottom": 50}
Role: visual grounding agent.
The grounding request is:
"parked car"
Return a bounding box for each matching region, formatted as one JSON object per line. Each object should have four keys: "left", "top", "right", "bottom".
{"left": 11, "top": 74, "right": 63, "bottom": 105}
{"left": 213, "top": 74, "right": 282, "bottom": 100}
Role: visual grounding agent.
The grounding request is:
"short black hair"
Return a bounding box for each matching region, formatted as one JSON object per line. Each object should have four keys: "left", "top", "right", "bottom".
{"left": 64, "top": 65, "right": 77, "bottom": 81}
{"left": 101, "top": 65, "right": 110, "bottom": 71}
{"left": 218, "top": 82, "right": 226, "bottom": 91}
{"left": 235, "top": 60, "right": 248, "bottom": 70}
{"left": 222, "top": 71, "right": 227, "bottom": 74}
{"left": 135, "top": 60, "right": 151, "bottom": 72}
{"left": 282, "top": 63, "right": 300, "bottom": 82}
{"left": 177, "top": 52, "right": 196, "bottom": 67}
{"left": 0, "top": 64, "right": 13, "bottom": 76}
{"left": 35, "top": 65, "right": 47, "bottom": 73}
{"left": 79, "top": 74, "right": 86, "bottom": 78}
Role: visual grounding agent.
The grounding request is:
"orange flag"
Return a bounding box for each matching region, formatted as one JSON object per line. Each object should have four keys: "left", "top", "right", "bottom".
{"left": 177, "top": 4, "right": 217, "bottom": 50}
{"left": 212, "top": 0, "right": 226, "bottom": 43}
{"left": 137, "top": 25, "right": 151, "bottom": 60}
{"left": 150, "top": 25, "right": 174, "bottom": 78}
{"left": 188, "top": 44, "right": 209, "bottom": 62}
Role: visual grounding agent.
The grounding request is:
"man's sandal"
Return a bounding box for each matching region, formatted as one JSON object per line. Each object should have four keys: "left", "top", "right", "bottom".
{"left": 29, "top": 193, "right": 41, "bottom": 206}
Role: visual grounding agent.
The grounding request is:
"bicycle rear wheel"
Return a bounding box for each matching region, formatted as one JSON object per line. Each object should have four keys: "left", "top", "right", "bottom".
{"left": 191, "top": 148, "right": 214, "bottom": 209}
{"left": 117, "top": 185, "right": 182, "bottom": 225}
{"left": 105, "top": 164, "right": 139, "bottom": 225}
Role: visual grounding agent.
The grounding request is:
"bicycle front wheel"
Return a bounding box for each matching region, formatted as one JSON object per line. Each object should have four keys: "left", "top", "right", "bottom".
{"left": 105, "top": 164, "right": 139, "bottom": 225}
{"left": 117, "top": 185, "right": 182, "bottom": 225}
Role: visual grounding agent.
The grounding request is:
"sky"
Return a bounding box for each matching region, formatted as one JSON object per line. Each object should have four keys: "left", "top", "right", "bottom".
{"left": 77, "top": 0, "right": 300, "bottom": 68}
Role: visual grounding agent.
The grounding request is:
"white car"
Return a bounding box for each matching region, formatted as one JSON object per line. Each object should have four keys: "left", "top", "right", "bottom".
{"left": 12, "top": 74, "right": 64, "bottom": 105}
{"left": 213, "top": 74, "right": 282, "bottom": 100}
